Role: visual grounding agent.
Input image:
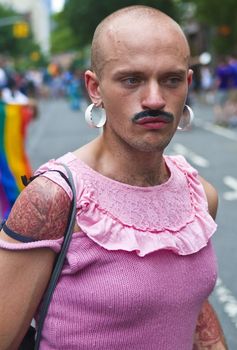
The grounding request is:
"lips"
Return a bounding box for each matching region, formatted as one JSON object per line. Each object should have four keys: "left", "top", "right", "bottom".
{"left": 132, "top": 110, "right": 174, "bottom": 124}
{"left": 135, "top": 116, "right": 169, "bottom": 125}
{"left": 134, "top": 117, "right": 169, "bottom": 130}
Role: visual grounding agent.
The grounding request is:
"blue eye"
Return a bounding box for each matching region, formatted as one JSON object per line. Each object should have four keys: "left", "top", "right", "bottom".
{"left": 165, "top": 77, "right": 183, "bottom": 88}
{"left": 122, "top": 77, "right": 141, "bottom": 86}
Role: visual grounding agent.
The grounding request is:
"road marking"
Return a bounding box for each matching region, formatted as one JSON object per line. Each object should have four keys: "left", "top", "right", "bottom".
{"left": 214, "top": 278, "right": 237, "bottom": 329}
{"left": 172, "top": 143, "right": 210, "bottom": 168}
{"left": 223, "top": 176, "right": 237, "bottom": 200}
{"left": 195, "top": 118, "right": 237, "bottom": 141}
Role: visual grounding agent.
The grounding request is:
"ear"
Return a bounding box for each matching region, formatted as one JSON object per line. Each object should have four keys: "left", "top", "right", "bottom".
{"left": 84, "top": 70, "right": 102, "bottom": 106}
{"left": 187, "top": 69, "right": 193, "bottom": 87}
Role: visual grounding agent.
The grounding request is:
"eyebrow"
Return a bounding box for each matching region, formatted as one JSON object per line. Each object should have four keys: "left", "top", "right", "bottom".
{"left": 113, "top": 68, "right": 187, "bottom": 79}
{"left": 163, "top": 69, "right": 187, "bottom": 75}
{"left": 112, "top": 70, "right": 143, "bottom": 79}
{"left": 161, "top": 70, "right": 187, "bottom": 77}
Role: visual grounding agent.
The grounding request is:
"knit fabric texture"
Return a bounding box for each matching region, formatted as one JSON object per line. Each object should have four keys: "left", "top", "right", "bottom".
{"left": 0, "top": 153, "right": 218, "bottom": 349}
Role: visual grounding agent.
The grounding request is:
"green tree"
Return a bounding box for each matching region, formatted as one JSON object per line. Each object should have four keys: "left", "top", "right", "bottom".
{"left": 0, "top": 3, "right": 45, "bottom": 66}
{"left": 0, "top": 5, "right": 21, "bottom": 56}
{"left": 63, "top": 0, "right": 181, "bottom": 49}
{"left": 51, "top": 12, "right": 78, "bottom": 54}
{"left": 182, "top": 0, "right": 237, "bottom": 55}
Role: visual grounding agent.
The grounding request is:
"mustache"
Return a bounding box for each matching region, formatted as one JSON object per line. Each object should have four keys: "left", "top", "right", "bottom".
{"left": 132, "top": 109, "right": 174, "bottom": 122}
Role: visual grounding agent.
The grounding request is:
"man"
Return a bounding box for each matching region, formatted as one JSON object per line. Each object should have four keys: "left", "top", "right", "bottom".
{"left": 0, "top": 6, "right": 227, "bottom": 349}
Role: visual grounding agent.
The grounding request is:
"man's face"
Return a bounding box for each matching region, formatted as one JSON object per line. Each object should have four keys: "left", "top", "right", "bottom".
{"left": 94, "top": 19, "right": 192, "bottom": 153}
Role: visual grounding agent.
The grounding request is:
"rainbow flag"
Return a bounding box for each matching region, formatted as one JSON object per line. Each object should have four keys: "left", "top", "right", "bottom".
{"left": 0, "top": 102, "right": 32, "bottom": 219}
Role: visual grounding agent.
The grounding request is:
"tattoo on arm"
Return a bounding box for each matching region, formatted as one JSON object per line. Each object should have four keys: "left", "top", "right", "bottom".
{"left": 194, "top": 300, "right": 228, "bottom": 349}
{"left": 6, "top": 177, "right": 71, "bottom": 240}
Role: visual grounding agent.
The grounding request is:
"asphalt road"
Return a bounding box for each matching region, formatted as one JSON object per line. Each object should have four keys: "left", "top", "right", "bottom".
{"left": 26, "top": 97, "right": 237, "bottom": 349}
{"left": 27, "top": 98, "right": 98, "bottom": 170}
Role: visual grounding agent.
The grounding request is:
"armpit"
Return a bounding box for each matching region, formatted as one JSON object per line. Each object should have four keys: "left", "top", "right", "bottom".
{"left": 5, "top": 176, "right": 71, "bottom": 241}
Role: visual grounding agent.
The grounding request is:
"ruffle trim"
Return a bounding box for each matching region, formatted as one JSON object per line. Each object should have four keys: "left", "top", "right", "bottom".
{"left": 35, "top": 153, "right": 217, "bottom": 257}
{"left": 76, "top": 203, "right": 216, "bottom": 257}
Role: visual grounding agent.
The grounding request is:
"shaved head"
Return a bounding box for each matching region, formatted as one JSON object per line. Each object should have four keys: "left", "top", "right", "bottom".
{"left": 91, "top": 5, "right": 190, "bottom": 78}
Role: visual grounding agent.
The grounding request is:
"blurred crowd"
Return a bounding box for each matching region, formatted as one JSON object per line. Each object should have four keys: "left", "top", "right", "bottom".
{"left": 0, "top": 56, "right": 89, "bottom": 220}
{"left": 1, "top": 54, "right": 237, "bottom": 127}
{"left": 45, "top": 54, "right": 237, "bottom": 128}
{"left": 0, "top": 56, "right": 89, "bottom": 114}
{"left": 212, "top": 55, "right": 237, "bottom": 127}
{"left": 190, "top": 55, "right": 237, "bottom": 128}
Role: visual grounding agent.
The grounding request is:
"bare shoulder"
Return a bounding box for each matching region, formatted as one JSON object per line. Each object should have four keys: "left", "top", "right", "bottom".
{"left": 5, "top": 176, "right": 71, "bottom": 241}
{"left": 198, "top": 175, "right": 218, "bottom": 220}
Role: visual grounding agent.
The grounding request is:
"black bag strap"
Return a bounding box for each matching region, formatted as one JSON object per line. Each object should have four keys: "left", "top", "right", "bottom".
{"left": 34, "top": 163, "right": 77, "bottom": 349}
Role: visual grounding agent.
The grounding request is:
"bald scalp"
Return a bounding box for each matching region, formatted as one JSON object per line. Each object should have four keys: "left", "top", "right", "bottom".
{"left": 91, "top": 5, "right": 190, "bottom": 78}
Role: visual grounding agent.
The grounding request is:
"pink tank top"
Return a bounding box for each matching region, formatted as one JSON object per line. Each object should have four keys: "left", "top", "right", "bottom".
{"left": 0, "top": 153, "right": 218, "bottom": 349}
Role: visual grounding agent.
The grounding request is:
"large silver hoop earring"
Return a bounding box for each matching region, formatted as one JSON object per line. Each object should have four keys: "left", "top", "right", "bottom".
{"left": 178, "top": 105, "right": 194, "bottom": 131}
{"left": 85, "top": 103, "right": 106, "bottom": 128}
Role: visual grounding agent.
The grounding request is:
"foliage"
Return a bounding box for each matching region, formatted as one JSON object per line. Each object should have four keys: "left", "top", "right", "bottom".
{"left": 0, "top": 3, "right": 45, "bottom": 66}
{"left": 0, "top": 5, "right": 21, "bottom": 56}
{"left": 51, "top": 12, "right": 78, "bottom": 54}
{"left": 63, "top": 0, "right": 181, "bottom": 49}
{"left": 182, "top": 0, "right": 237, "bottom": 55}
{"left": 53, "top": 0, "right": 237, "bottom": 57}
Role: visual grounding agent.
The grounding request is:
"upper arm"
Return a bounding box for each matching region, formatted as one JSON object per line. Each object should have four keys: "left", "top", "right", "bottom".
{"left": 5, "top": 175, "right": 71, "bottom": 240}
{"left": 194, "top": 180, "right": 227, "bottom": 349}
{"left": 198, "top": 175, "right": 218, "bottom": 220}
{"left": 0, "top": 176, "right": 71, "bottom": 349}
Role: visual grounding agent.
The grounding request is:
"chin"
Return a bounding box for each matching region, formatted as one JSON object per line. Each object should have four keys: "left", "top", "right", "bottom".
{"left": 131, "top": 139, "right": 171, "bottom": 153}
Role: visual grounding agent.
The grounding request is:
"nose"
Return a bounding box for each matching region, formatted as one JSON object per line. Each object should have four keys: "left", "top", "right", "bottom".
{"left": 141, "top": 82, "right": 166, "bottom": 110}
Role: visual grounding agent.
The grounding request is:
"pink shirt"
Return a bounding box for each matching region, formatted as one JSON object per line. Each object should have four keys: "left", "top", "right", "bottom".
{"left": 0, "top": 153, "right": 217, "bottom": 349}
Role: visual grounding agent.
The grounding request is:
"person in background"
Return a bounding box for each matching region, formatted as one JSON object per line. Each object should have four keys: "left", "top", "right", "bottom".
{"left": 67, "top": 69, "right": 83, "bottom": 110}
{"left": 223, "top": 55, "right": 237, "bottom": 127}
{"left": 213, "top": 56, "right": 232, "bottom": 125}
{"left": 0, "top": 6, "right": 227, "bottom": 349}
{"left": 1, "top": 76, "right": 29, "bottom": 105}
{"left": 200, "top": 64, "right": 214, "bottom": 104}
{"left": 0, "top": 56, "right": 8, "bottom": 90}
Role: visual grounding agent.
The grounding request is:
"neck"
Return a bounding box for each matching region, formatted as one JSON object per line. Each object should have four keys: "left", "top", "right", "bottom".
{"left": 84, "top": 136, "right": 170, "bottom": 187}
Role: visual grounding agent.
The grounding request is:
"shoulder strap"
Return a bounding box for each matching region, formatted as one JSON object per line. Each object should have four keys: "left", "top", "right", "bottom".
{"left": 21, "top": 169, "right": 71, "bottom": 188}
{"left": 34, "top": 163, "right": 77, "bottom": 349}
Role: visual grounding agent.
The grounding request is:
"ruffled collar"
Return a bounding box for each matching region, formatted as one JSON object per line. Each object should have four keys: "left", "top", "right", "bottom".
{"left": 36, "top": 153, "right": 217, "bottom": 257}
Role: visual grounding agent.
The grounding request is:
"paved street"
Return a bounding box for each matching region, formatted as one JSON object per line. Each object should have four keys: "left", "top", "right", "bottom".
{"left": 26, "top": 97, "right": 237, "bottom": 348}
{"left": 27, "top": 98, "right": 99, "bottom": 170}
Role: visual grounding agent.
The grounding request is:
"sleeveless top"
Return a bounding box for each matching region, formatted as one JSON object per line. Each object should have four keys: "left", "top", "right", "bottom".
{"left": 0, "top": 152, "right": 218, "bottom": 350}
